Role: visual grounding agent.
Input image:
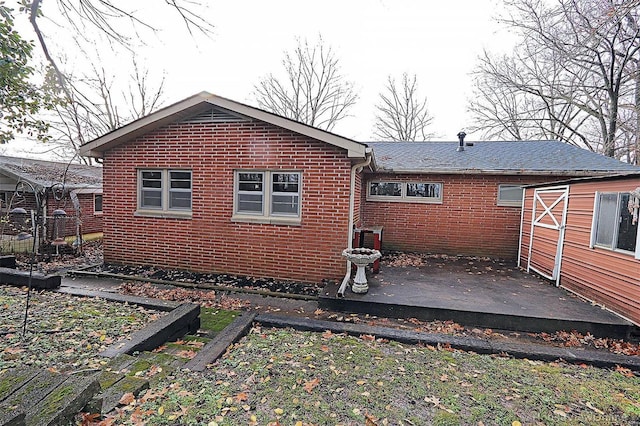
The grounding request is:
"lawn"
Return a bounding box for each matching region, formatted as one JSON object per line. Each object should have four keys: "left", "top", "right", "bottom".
{"left": 105, "top": 327, "right": 640, "bottom": 426}
{"left": 2, "top": 284, "right": 639, "bottom": 425}
{"left": 0, "top": 285, "right": 161, "bottom": 372}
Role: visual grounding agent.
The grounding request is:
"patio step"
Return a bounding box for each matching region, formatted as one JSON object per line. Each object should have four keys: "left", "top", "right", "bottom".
{"left": 319, "top": 280, "right": 636, "bottom": 339}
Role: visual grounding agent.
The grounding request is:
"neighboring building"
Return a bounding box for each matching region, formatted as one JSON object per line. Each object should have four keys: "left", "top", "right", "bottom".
{"left": 79, "top": 92, "right": 639, "bottom": 284}
{"left": 0, "top": 155, "right": 103, "bottom": 249}
{"left": 362, "top": 141, "right": 639, "bottom": 258}
{"left": 519, "top": 173, "right": 640, "bottom": 325}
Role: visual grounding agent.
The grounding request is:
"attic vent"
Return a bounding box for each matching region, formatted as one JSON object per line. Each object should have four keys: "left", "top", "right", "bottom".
{"left": 184, "top": 107, "right": 249, "bottom": 124}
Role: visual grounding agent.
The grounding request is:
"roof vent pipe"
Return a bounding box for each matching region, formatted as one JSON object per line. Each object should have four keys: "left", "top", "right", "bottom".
{"left": 456, "top": 131, "right": 466, "bottom": 152}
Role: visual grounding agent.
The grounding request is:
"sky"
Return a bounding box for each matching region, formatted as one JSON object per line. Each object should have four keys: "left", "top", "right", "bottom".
{"left": 3, "top": 0, "right": 515, "bottom": 159}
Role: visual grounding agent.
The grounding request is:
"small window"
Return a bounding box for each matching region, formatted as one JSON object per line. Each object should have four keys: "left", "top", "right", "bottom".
{"left": 592, "top": 192, "right": 638, "bottom": 256}
{"left": 407, "top": 183, "right": 441, "bottom": 199}
{"left": 94, "top": 194, "right": 103, "bottom": 214}
{"left": 137, "top": 169, "right": 192, "bottom": 216}
{"left": 498, "top": 185, "right": 524, "bottom": 206}
{"left": 234, "top": 170, "right": 301, "bottom": 223}
{"left": 367, "top": 181, "right": 442, "bottom": 203}
{"left": 370, "top": 182, "right": 402, "bottom": 197}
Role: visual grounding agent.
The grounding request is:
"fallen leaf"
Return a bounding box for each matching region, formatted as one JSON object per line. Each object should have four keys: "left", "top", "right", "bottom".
{"left": 274, "top": 408, "right": 284, "bottom": 415}
{"left": 615, "top": 365, "right": 635, "bottom": 378}
{"left": 235, "top": 392, "right": 249, "bottom": 402}
{"left": 585, "top": 401, "right": 604, "bottom": 415}
{"left": 119, "top": 392, "right": 135, "bottom": 405}
{"left": 360, "top": 334, "right": 375, "bottom": 341}
{"left": 304, "top": 377, "right": 320, "bottom": 393}
{"left": 322, "top": 330, "right": 333, "bottom": 339}
{"left": 365, "top": 412, "right": 379, "bottom": 426}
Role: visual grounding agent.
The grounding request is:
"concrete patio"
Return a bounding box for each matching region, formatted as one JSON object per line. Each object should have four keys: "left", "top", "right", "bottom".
{"left": 319, "top": 254, "right": 638, "bottom": 340}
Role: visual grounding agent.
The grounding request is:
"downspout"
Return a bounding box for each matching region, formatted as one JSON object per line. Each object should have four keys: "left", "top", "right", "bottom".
{"left": 337, "top": 150, "right": 372, "bottom": 297}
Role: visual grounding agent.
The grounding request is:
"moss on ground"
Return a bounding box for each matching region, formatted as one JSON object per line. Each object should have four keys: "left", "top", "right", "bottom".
{"left": 199, "top": 308, "right": 238, "bottom": 333}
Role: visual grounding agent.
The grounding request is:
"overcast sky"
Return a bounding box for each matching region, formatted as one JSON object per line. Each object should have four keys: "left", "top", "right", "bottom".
{"left": 4, "top": 0, "right": 515, "bottom": 159}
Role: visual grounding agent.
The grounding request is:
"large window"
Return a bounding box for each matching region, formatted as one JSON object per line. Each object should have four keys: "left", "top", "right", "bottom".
{"left": 234, "top": 170, "right": 301, "bottom": 223}
{"left": 367, "top": 181, "right": 442, "bottom": 203}
{"left": 592, "top": 192, "right": 638, "bottom": 257}
{"left": 138, "top": 169, "right": 192, "bottom": 215}
{"left": 498, "top": 184, "right": 524, "bottom": 207}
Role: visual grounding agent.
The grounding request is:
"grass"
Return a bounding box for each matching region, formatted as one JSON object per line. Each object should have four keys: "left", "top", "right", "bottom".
{"left": 113, "top": 327, "right": 640, "bottom": 426}
{"left": 0, "top": 285, "right": 161, "bottom": 372}
{"left": 2, "top": 286, "right": 638, "bottom": 425}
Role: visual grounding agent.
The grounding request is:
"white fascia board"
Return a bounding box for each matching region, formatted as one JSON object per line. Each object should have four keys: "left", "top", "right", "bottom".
{"left": 80, "top": 91, "right": 368, "bottom": 160}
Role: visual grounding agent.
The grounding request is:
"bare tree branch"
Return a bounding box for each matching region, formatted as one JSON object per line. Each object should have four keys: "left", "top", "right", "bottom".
{"left": 469, "top": 0, "right": 640, "bottom": 163}
{"left": 373, "top": 73, "right": 435, "bottom": 141}
{"left": 253, "top": 36, "right": 358, "bottom": 131}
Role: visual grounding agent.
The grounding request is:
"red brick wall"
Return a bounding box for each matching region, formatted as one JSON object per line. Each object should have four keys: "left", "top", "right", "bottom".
{"left": 102, "top": 119, "right": 353, "bottom": 283}
{"left": 44, "top": 193, "right": 102, "bottom": 238}
{"left": 78, "top": 194, "right": 103, "bottom": 235}
{"left": 362, "top": 173, "right": 558, "bottom": 259}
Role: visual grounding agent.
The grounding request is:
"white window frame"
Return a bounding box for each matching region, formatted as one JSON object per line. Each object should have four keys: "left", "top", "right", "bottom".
{"left": 136, "top": 169, "right": 192, "bottom": 218}
{"left": 497, "top": 184, "right": 524, "bottom": 207}
{"left": 94, "top": 193, "right": 103, "bottom": 215}
{"left": 233, "top": 170, "right": 302, "bottom": 225}
{"left": 590, "top": 191, "right": 639, "bottom": 259}
{"left": 366, "top": 181, "right": 443, "bottom": 204}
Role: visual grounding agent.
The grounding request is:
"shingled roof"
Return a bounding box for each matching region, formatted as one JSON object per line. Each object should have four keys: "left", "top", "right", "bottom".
{"left": 0, "top": 155, "right": 102, "bottom": 191}
{"left": 368, "top": 141, "right": 639, "bottom": 176}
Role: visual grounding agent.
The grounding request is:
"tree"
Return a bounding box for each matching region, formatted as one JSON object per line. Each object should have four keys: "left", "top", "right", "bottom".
{"left": 253, "top": 37, "right": 358, "bottom": 131}
{"left": 373, "top": 73, "right": 435, "bottom": 141}
{"left": 0, "top": 4, "right": 55, "bottom": 144}
{"left": 43, "top": 53, "right": 165, "bottom": 163}
{"left": 24, "top": 0, "right": 213, "bottom": 99}
{"left": 468, "top": 0, "right": 640, "bottom": 163}
{"left": 3, "top": 0, "right": 213, "bottom": 159}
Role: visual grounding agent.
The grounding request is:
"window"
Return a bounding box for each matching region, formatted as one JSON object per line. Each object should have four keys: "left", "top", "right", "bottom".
{"left": 498, "top": 185, "right": 524, "bottom": 206}
{"left": 234, "top": 171, "right": 301, "bottom": 223}
{"left": 94, "top": 194, "right": 103, "bottom": 214}
{"left": 367, "top": 181, "right": 442, "bottom": 203}
{"left": 137, "top": 169, "right": 192, "bottom": 216}
{"left": 591, "top": 192, "right": 638, "bottom": 257}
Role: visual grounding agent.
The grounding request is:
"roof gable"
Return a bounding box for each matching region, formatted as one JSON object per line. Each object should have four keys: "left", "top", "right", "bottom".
{"left": 79, "top": 92, "right": 368, "bottom": 159}
{"left": 368, "top": 141, "right": 639, "bottom": 175}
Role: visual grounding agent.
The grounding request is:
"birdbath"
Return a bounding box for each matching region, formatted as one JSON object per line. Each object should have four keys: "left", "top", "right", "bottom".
{"left": 342, "top": 248, "right": 382, "bottom": 294}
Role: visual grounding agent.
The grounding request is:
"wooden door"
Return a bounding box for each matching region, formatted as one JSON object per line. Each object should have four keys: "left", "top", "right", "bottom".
{"left": 527, "top": 186, "right": 569, "bottom": 285}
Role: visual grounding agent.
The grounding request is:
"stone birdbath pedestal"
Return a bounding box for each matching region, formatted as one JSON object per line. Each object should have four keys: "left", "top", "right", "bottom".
{"left": 342, "top": 248, "right": 382, "bottom": 294}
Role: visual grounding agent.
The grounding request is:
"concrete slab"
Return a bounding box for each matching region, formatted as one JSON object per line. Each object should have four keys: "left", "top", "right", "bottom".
{"left": 320, "top": 257, "right": 636, "bottom": 339}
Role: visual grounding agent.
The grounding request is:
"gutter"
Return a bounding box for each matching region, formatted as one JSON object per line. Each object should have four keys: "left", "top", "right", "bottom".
{"left": 337, "top": 150, "right": 373, "bottom": 297}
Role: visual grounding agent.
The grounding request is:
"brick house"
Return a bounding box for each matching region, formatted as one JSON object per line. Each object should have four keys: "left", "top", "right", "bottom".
{"left": 79, "top": 92, "right": 639, "bottom": 284}
{"left": 80, "top": 93, "right": 370, "bottom": 283}
{"left": 519, "top": 173, "right": 640, "bottom": 325}
{"left": 0, "top": 155, "right": 103, "bottom": 250}
{"left": 361, "top": 141, "right": 639, "bottom": 259}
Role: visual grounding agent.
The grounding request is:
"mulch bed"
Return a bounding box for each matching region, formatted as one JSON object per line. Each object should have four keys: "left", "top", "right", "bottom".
{"left": 92, "top": 263, "right": 323, "bottom": 297}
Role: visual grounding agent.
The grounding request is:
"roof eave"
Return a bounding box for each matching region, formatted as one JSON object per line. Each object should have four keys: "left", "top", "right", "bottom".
{"left": 369, "top": 168, "right": 633, "bottom": 176}
{"left": 80, "top": 92, "right": 368, "bottom": 160}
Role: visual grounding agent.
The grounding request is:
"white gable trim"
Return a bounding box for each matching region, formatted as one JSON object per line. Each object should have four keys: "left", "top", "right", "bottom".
{"left": 79, "top": 92, "right": 367, "bottom": 159}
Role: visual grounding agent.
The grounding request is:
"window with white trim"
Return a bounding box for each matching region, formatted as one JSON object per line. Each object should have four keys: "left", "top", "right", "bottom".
{"left": 497, "top": 184, "right": 524, "bottom": 206}
{"left": 138, "top": 169, "right": 192, "bottom": 214}
{"left": 591, "top": 192, "right": 638, "bottom": 257}
{"left": 367, "top": 181, "right": 442, "bottom": 203}
{"left": 94, "top": 194, "right": 103, "bottom": 214}
{"left": 234, "top": 171, "right": 301, "bottom": 222}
